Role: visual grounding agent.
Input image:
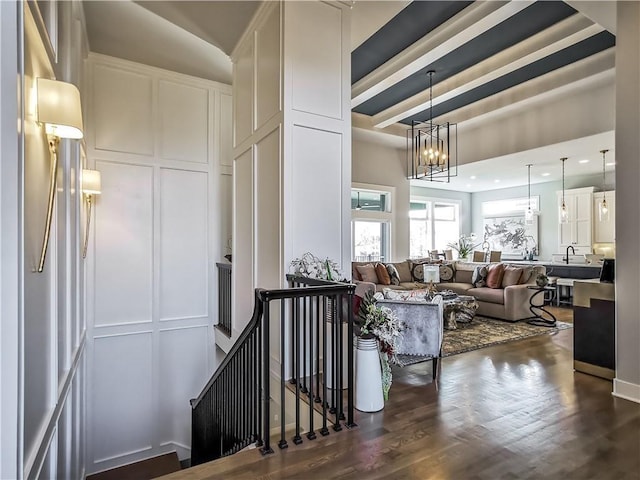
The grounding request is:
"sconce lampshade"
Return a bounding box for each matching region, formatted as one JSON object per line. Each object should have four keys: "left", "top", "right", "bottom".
{"left": 36, "top": 78, "right": 84, "bottom": 139}
{"left": 82, "top": 169, "right": 101, "bottom": 195}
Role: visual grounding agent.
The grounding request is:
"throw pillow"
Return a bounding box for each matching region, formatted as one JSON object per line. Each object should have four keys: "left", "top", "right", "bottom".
{"left": 394, "top": 261, "right": 413, "bottom": 283}
{"left": 411, "top": 262, "right": 425, "bottom": 282}
{"left": 356, "top": 264, "right": 379, "bottom": 284}
{"left": 439, "top": 263, "right": 454, "bottom": 282}
{"left": 352, "top": 263, "right": 363, "bottom": 281}
{"left": 518, "top": 266, "right": 535, "bottom": 284}
{"left": 385, "top": 264, "right": 401, "bottom": 286}
{"left": 502, "top": 266, "right": 524, "bottom": 287}
{"left": 375, "top": 263, "right": 391, "bottom": 285}
{"left": 471, "top": 265, "right": 489, "bottom": 287}
{"left": 486, "top": 263, "right": 505, "bottom": 289}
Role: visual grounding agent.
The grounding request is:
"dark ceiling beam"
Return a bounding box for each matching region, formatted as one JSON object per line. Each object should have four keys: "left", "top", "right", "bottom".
{"left": 351, "top": 1, "right": 531, "bottom": 108}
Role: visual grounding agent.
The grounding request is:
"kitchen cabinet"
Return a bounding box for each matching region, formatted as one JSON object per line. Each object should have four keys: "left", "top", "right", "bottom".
{"left": 557, "top": 187, "right": 593, "bottom": 251}
{"left": 593, "top": 191, "right": 615, "bottom": 243}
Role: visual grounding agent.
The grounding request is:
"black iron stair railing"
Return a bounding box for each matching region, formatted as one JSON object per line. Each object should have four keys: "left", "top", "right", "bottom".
{"left": 190, "top": 277, "right": 356, "bottom": 466}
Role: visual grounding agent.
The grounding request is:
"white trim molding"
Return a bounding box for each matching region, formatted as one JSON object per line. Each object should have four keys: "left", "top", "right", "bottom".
{"left": 613, "top": 379, "right": 640, "bottom": 404}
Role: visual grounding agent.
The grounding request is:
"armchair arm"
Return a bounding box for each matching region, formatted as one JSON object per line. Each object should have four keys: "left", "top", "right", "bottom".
{"left": 354, "top": 280, "right": 376, "bottom": 298}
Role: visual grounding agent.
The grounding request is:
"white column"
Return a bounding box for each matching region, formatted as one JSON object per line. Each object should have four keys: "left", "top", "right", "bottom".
{"left": 613, "top": 2, "right": 640, "bottom": 403}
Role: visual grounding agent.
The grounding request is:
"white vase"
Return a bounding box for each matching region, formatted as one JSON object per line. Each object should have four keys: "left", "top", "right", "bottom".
{"left": 355, "top": 337, "right": 384, "bottom": 412}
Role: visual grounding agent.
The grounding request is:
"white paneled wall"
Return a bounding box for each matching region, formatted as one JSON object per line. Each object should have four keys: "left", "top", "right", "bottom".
{"left": 8, "top": 2, "right": 90, "bottom": 479}
{"left": 231, "top": 0, "right": 351, "bottom": 370}
{"left": 85, "top": 54, "right": 232, "bottom": 472}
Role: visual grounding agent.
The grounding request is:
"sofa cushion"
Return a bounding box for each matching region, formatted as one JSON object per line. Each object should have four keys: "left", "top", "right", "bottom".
{"left": 356, "top": 264, "right": 378, "bottom": 284}
{"left": 394, "top": 261, "right": 413, "bottom": 283}
{"left": 454, "top": 262, "right": 477, "bottom": 284}
{"left": 375, "top": 263, "right": 391, "bottom": 285}
{"left": 439, "top": 264, "right": 455, "bottom": 282}
{"left": 468, "top": 287, "right": 505, "bottom": 305}
{"left": 501, "top": 266, "right": 524, "bottom": 287}
{"left": 385, "top": 264, "right": 401, "bottom": 286}
{"left": 486, "top": 263, "right": 505, "bottom": 289}
{"left": 471, "top": 264, "right": 489, "bottom": 287}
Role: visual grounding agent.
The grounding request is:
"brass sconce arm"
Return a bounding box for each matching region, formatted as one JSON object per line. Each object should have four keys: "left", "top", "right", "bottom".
{"left": 37, "top": 136, "right": 60, "bottom": 272}
{"left": 81, "top": 169, "right": 101, "bottom": 259}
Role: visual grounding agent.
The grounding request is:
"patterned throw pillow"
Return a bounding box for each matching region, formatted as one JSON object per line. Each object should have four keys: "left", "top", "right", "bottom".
{"left": 383, "top": 288, "right": 429, "bottom": 302}
{"left": 471, "top": 265, "right": 489, "bottom": 287}
{"left": 356, "top": 264, "right": 379, "bottom": 284}
{"left": 411, "top": 262, "right": 425, "bottom": 282}
{"left": 486, "top": 263, "right": 505, "bottom": 289}
{"left": 385, "top": 264, "right": 401, "bottom": 286}
{"left": 375, "top": 263, "right": 391, "bottom": 285}
{"left": 439, "top": 264, "right": 454, "bottom": 282}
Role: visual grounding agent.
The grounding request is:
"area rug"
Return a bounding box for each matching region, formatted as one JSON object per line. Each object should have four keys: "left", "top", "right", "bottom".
{"left": 395, "top": 316, "right": 572, "bottom": 365}
{"left": 441, "top": 316, "right": 572, "bottom": 357}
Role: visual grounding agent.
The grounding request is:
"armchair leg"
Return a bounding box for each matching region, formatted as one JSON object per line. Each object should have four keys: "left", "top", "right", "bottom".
{"left": 432, "top": 357, "right": 439, "bottom": 381}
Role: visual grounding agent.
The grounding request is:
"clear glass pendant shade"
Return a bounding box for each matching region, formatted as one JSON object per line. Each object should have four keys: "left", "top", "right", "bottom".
{"left": 599, "top": 197, "right": 610, "bottom": 221}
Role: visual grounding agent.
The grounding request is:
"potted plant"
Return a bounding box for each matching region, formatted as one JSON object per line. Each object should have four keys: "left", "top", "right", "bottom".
{"left": 289, "top": 252, "right": 345, "bottom": 282}
{"left": 356, "top": 292, "right": 406, "bottom": 403}
{"left": 536, "top": 273, "right": 549, "bottom": 287}
{"left": 447, "top": 234, "right": 480, "bottom": 261}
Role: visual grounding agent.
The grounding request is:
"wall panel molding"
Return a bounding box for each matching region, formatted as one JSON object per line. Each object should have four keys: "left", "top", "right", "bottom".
{"left": 85, "top": 54, "right": 231, "bottom": 471}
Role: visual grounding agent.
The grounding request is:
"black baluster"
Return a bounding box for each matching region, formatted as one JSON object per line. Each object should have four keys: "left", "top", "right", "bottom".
{"left": 320, "top": 296, "right": 329, "bottom": 437}
{"left": 307, "top": 294, "right": 316, "bottom": 440}
{"left": 346, "top": 288, "right": 357, "bottom": 428}
{"left": 279, "top": 298, "right": 288, "bottom": 450}
{"left": 261, "top": 298, "right": 274, "bottom": 455}
{"left": 293, "top": 295, "right": 302, "bottom": 445}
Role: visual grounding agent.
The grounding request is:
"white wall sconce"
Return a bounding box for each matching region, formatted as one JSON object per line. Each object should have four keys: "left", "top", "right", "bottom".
{"left": 36, "top": 77, "right": 84, "bottom": 272}
{"left": 81, "top": 169, "right": 101, "bottom": 259}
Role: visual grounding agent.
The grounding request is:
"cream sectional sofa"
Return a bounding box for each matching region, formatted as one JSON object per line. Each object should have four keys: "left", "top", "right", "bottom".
{"left": 352, "top": 260, "right": 546, "bottom": 322}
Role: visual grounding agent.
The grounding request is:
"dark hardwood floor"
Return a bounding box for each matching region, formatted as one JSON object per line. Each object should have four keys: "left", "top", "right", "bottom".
{"left": 161, "top": 307, "right": 640, "bottom": 480}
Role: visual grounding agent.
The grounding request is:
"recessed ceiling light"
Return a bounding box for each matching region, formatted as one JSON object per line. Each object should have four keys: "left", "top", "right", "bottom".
{"left": 470, "top": 175, "right": 476, "bottom": 180}
{"left": 606, "top": 162, "right": 616, "bottom": 166}
{"left": 541, "top": 172, "right": 550, "bottom": 177}
{"left": 494, "top": 179, "right": 500, "bottom": 183}
{"left": 578, "top": 159, "right": 589, "bottom": 164}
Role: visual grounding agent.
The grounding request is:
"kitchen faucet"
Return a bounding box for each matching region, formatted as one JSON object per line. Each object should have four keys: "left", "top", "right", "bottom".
{"left": 564, "top": 245, "right": 575, "bottom": 264}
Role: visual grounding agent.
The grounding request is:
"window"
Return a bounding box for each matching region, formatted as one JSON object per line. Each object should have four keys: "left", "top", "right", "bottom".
{"left": 410, "top": 199, "right": 460, "bottom": 257}
{"left": 352, "top": 186, "right": 393, "bottom": 262}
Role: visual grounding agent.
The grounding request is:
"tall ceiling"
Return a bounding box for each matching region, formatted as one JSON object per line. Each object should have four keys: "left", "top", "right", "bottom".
{"left": 83, "top": 1, "right": 617, "bottom": 191}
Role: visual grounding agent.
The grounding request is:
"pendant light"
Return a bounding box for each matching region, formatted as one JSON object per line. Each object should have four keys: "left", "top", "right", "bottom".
{"left": 525, "top": 164, "right": 534, "bottom": 225}
{"left": 559, "top": 157, "right": 569, "bottom": 224}
{"left": 599, "top": 149, "right": 610, "bottom": 221}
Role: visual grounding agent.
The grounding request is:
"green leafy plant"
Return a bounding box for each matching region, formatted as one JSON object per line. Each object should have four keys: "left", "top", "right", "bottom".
{"left": 447, "top": 234, "right": 480, "bottom": 258}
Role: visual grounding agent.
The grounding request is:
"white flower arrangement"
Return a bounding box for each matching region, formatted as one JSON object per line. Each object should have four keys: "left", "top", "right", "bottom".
{"left": 289, "top": 252, "right": 345, "bottom": 282}
{"left": 358, "top": 292, "right": 406, "bottom": 401}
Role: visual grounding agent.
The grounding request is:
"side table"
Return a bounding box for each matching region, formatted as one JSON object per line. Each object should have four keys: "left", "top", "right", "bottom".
{"left": 526, "top": 286, "right": 557, "bottom": 327}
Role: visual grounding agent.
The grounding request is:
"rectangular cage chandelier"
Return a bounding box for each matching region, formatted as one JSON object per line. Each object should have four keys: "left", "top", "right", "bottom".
{"left": 406, "top": 70, "right": 458, "bottom": 183}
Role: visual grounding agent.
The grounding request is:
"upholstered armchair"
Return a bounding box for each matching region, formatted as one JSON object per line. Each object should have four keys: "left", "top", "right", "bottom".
{"left": 377, "top": 296, "right": 443, "bottom": 379}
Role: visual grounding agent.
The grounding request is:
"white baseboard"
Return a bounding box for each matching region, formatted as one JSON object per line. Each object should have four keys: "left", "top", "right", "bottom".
{"left": 612, "top": 378, "right": 640, "bottom": 404}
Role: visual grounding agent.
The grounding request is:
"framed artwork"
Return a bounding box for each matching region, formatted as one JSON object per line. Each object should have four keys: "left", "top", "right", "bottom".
{"left": 482, "top": 215, "right": 538, "bottom": 255}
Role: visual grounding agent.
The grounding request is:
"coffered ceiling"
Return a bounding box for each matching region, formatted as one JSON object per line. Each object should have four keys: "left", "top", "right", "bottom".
{"left": 83, "top": 1, "right": 617, "bottom": 191}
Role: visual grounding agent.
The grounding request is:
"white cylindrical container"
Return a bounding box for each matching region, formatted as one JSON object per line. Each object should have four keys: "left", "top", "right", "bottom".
{"left": 355, "top": 337, "right": 384, "bottom": 412}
